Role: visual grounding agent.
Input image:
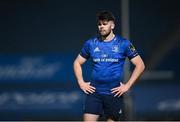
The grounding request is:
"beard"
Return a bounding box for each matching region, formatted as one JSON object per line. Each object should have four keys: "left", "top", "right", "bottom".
{"left": 99, "top": 29, "right": 111, "bottom": 38}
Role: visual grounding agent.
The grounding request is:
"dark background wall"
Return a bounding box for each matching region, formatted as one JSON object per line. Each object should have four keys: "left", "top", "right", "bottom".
{"left": 0, "top": 0, "right": 122, "bottom": 53}
{"left": 0, "top": 0, "right": 180, "bottom": 120}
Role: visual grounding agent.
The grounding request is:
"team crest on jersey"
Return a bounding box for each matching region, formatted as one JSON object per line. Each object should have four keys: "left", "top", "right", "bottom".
{"left": 112, "top": 45, "right": 119, "bottom": 52}
{"left": 94, "top": 47, "right": 100, "bottom": 52}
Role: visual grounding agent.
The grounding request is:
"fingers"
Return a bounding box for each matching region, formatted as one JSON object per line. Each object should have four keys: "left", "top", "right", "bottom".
{"left": 90, "top": 85, "right": 96, "bottom": 90}
{"left": 113, "top": 90, "right": 123, "bottom": 97}
{"left": 87, "top": 86, "right": 95, "bottom": 93}
{"left": 111, "top": 86, "right": 122, "bottom": 93}
{"left": 83, "top": 89, "right": 95, "bottom": 94}
{"left": 111, "top": 82, "right": 124, "bottom": 92}
{"left": 82, "top": 83, "right": 96, "bottom": 94}
{"left": 114, "top": 90, "right": 123, "bottom": 97}
{"left": 111, "top": 87, "right": 119, "bottom": 93}
{"left": 111, "top": 87, "right": 118, "bottom": 91}
{"left": 83, "top": 90, "right": 89, "bottom": 94}
{"left": 111, "top": 85, "right": 125, "bottom": 97}
{"left": 87, "top": 82, "right": 96, "bottom": 90}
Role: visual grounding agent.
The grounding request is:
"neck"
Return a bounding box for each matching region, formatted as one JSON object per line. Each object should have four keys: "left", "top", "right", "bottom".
{"left": 101, "top": 31, "right": 115, "bottom": 42}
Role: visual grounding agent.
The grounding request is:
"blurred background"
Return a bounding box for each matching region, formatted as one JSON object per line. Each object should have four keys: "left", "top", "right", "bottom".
{"left": 0, "top": 0, "right": 180, "bottom": 120}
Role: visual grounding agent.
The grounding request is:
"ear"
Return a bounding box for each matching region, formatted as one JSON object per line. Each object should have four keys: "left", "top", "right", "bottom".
{"left": 111, "top": 23, "right": 115, "bottom": 29}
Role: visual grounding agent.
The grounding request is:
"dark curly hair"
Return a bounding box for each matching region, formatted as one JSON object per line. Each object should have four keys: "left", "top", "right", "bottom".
{"left": 96, "top": 10, "right": 115, "bottom": 22}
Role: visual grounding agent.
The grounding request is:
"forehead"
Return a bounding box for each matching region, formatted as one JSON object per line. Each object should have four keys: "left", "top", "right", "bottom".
{"left": 97, "top": 20, "right": 113, "bottom": 24}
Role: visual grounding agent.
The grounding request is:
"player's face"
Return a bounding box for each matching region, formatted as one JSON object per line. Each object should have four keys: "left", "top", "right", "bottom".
{"left": 98, "top": 20, "right": 114, "bottom": 37}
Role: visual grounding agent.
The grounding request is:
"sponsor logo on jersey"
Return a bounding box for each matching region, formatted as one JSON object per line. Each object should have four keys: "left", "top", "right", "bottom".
{"left": 129, "top": 43, "right": 136, "bottom": 52}
{"left": 93, "top": 58, "right": 119, "bottom": 62}
{"left": 101, "top": 54, "right": 108, "bottom": 58}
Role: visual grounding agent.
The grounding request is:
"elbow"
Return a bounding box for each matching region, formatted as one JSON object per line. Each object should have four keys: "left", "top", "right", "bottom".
{"left": 136, "top": 61, "right": 145, "bottom": 73}
{"left": 73, "top": 60, "right": 78, "bottom": 70}
{"left": 141, "top": 62, "right": 145, "bottom": 73}
{"left": 73, "top": 59, "right": 81, "bottom": 71}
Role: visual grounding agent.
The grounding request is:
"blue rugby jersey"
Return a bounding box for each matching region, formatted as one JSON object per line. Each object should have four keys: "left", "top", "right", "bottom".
{"left": 80, "top": 35, "right": 138, "bottom": 94}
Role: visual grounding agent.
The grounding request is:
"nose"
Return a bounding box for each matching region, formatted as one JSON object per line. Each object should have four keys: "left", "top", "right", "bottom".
{"left": 99, "top": 25, "right": 104, "bottom": 29}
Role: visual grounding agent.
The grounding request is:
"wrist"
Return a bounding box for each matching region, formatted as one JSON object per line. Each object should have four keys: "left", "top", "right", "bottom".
{"left": 78, "top": 79, "right": 85, "bottom": 84}
{"left": 125, "top": 82, "right": 132, "bottom": 89}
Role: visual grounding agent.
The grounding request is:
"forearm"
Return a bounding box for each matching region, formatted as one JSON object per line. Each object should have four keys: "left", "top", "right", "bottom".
{"left": 73, "top": 61, "right": 84, "bottom": 85}
{"left": 126, "top": 62, "right": 145, "bottom": 89}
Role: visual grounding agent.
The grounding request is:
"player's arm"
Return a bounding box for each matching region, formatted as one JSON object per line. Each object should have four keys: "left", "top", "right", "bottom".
{"left": 73, "top": 54, "right": 96, "bottom": 94}
{"left": 125, "top": 55, "right": 145, "bottom": 89}
{"left": 111, "top": 55, "right": 145, "bottom": 97}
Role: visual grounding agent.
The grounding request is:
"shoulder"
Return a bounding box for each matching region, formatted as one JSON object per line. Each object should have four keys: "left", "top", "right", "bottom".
{"left": 83, "top": 35, "right": 99, "bottom": 46}
{"left": 115, "top": 35, "right": 130, "bottom": 46}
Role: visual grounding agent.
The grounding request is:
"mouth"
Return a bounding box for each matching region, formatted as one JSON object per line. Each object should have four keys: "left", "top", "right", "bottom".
{"left": 99, "top": 30, "right": 105, "bottom": 33}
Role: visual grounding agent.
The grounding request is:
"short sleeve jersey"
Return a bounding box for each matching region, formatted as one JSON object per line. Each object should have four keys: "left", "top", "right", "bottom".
{"left": 80, "top": 35, "right": 138, "bottom": 94}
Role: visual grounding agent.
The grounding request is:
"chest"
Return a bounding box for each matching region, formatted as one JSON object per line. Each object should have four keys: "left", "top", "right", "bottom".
{"left": 90, "top": 43, "right": 125, "bottom": 59}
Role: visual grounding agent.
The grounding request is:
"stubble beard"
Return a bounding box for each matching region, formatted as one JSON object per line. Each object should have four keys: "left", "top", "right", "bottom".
{"left": 99, "top": 29, "right": 111, "bottom": 39}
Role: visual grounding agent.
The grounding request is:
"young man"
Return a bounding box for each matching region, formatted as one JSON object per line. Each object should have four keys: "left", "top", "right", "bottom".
{"left": 73, "top": 11, "right": 145, "bottom": 121}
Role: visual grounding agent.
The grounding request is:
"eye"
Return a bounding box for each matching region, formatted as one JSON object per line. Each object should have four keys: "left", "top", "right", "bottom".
{"left": 102, "top": 21, "right": 109, "bottom": 25}
{"left": 97, "top": 21, "right": 102, "bottom": 26}
{"left": 103, "top": 22, "right": 108, "bottom": 25}
{"left": 97, "top": 20, "right": 109, "bottom": 26}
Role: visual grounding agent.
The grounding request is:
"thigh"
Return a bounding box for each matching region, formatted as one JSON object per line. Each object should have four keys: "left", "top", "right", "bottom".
{"left": 103, "top": 95, "right": 124, "bottom": 121}
{"left": 83, "top": 113, "right": 99, "bottom": 121}
{"left": 83, "top": 93, "right": 103, "bottom": 116}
